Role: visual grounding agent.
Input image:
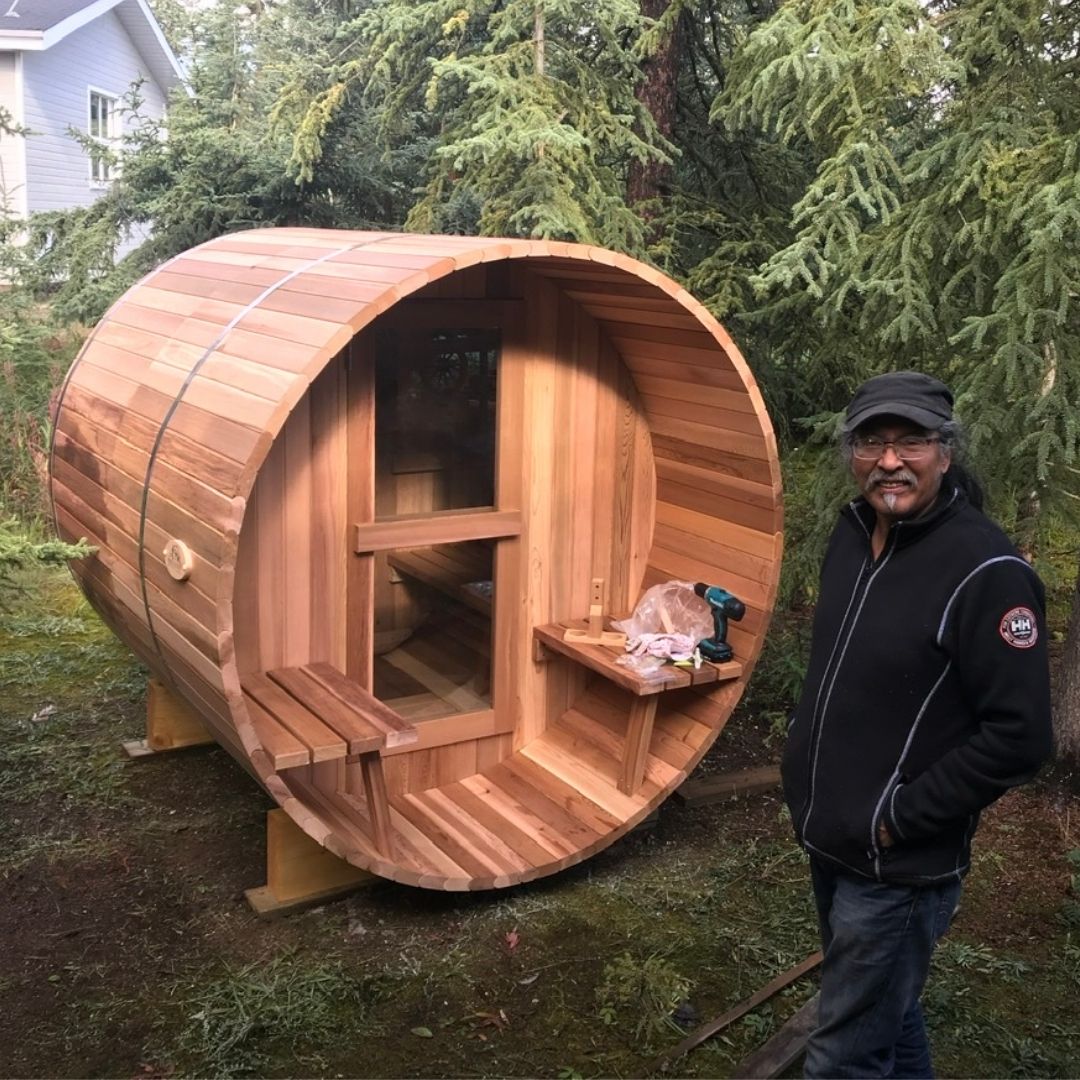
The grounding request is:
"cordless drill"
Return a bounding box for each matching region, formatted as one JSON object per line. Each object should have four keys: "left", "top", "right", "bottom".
{"left": 694, "top": 582, "right": 746, "bottom": 663}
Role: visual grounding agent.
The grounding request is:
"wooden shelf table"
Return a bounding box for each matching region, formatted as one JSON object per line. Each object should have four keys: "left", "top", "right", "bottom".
{"left": 534, "top": 621, "right": 742, "bottom": 795}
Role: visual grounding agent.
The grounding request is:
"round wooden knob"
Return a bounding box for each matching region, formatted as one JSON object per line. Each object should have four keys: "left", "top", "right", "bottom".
{"left": 163, "top": 539, "right": 193, "bottom": 582}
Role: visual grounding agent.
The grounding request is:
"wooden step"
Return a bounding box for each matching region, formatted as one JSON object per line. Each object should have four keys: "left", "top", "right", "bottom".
{"left": 242, "top": 663, "right": 417, "bottom": 769}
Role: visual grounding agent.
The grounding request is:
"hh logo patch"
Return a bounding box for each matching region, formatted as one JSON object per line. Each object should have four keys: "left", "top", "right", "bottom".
{"left": 999, "top": 607, "right": 1038, "bottom": 649}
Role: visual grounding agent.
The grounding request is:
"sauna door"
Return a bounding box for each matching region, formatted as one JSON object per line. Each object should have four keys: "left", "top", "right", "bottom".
{"left": 347, "top": 302, "right": 522, "bottom": 728}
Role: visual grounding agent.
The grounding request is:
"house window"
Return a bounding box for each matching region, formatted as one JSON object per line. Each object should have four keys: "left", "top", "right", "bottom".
{"left": 88, "top": 90, "right": 119, "bottom": 185}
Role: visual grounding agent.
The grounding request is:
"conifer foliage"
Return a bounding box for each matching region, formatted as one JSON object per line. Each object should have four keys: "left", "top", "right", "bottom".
{"left": 4, "top": 0, "right": 1080, "bottom": 755}
{"left": 276, "top": 0, "right": 673, "bottom": 247}
{"left": 718, "top": 0, "right": 1080, "bottom": 757}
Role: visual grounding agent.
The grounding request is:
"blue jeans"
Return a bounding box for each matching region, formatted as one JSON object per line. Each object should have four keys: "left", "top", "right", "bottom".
{"left": 804, "top": 857, "right": 961, "bottom": 1079}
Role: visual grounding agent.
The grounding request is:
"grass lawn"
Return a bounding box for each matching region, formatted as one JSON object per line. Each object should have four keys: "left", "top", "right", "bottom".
{"left": 1, "top": 567, "right": 1078, "bottom": 1078}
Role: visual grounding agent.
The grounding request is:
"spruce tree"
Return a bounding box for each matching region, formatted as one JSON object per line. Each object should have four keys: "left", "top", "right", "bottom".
{"left": 276, "top": 0, "right": 673, "bottom": 249}
{"left": 715, "top": 0, "right": 1080, "bottom": 759}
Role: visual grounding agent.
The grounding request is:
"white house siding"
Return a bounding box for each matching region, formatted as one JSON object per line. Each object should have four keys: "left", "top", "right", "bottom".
{"left": 21, "top": 8, "right": 167, "bottom": 214}
{"left": 0, "top": 51, "right": 27, "bottom": 218}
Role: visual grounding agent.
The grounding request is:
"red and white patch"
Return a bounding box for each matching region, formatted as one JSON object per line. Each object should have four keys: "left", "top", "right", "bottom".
{"left": 999, "top": 607, "right": 1038, "bottom": 649}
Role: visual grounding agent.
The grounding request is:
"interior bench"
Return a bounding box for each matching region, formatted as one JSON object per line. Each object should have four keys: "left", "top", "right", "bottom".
{"left": 387, "top": 542, "right": 493, "bottom": 616}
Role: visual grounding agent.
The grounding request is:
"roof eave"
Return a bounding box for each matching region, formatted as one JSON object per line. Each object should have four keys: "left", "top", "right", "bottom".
{"left": 2, "top": 0, "right": 188, "bottom": 95}
{"left": 0, "top": 30, "right": 45, "bottom": 49}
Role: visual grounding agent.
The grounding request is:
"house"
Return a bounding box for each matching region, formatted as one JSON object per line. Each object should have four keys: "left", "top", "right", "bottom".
{"left": 0, "top": 0, "right": 184, "bottom": 219}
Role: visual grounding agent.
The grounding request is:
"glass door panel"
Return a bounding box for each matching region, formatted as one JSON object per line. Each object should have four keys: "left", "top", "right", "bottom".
{"left": 373, "top": 540, "right": 493, "bottom": 721}
{"left": 375, "top": 325, "right": 499, "bottom": 517}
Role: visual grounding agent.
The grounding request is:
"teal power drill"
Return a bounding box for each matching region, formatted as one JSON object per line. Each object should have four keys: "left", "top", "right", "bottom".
{"left": 694, "top": 582, "right": 746, "bottom": 663}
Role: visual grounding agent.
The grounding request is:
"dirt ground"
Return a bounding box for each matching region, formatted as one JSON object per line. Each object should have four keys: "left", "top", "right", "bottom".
{"left": 2, "top": 574, "right": 1079, "bottom": 1079}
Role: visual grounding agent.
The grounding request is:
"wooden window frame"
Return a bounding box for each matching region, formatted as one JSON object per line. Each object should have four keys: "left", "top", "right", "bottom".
{"left": 347, "top": 301, "right": 523, "bottom": 741}
{"left": 87, "top": 87, "right": 120, "bottom": 187}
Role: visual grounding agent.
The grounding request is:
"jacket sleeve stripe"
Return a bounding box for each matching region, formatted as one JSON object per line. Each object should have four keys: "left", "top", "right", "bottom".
{"left": 935, "top": 556, "right": 1035, "bottom": 647}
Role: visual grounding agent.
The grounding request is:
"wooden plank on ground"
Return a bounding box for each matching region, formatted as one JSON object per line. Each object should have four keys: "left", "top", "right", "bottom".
{"left": 674, "top": 764, "right": 782, "bottom": 807}
{"left": 651, "top": 952, "right": 821, "bottom": 1072}
{"left": 732, "top": 993, "right": 820, "bottom": 1079}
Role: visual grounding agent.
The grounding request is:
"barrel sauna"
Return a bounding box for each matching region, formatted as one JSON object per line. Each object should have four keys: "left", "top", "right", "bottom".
{"left": 49, "top": 229, "right": 783, "bottom": 890}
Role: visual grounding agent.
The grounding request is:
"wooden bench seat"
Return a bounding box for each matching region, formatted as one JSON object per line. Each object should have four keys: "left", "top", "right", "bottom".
{"left": 242, "top": 663, "right": 417, "bottom": 768}
{"left": 242, "top": 663, "right": 418, "bottom": 857}
{"left": 534, "top": 620, "right": 741, "bottom": 796}
{"left": 387, "top": 543, "right": 493, "bottom": 616}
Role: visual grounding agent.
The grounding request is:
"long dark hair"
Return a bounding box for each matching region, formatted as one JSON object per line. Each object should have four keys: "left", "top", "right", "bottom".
{"left": 939, "top": 422, "right": 984, "bottom": 511}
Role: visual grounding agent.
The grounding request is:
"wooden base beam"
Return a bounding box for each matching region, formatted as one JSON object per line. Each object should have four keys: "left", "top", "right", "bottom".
{"left": 244, "top": 808, "right": 376, "bottom": 918}
{"left": 674, "top": 765, "right": 781, "bottom": 808}
{"left": 122, "top": 677, "right": 215, "bottom": 758}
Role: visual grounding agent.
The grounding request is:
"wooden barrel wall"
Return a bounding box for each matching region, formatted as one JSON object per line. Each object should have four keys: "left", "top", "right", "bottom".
{"left": 49, "top": 229, "right": 783, "bottom": 889}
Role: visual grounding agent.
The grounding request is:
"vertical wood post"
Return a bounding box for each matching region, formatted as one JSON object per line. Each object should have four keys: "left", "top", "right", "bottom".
{"left": 245, "top": 808, "right": 375, "bottom": 917}
{"left": 358, "top": 754, "right": 393, "bottom": 857}
{"left": 620, "top": 696, "right": 659, "bottom": 794}
{"left": 122, "top": 677, "right": 214, "bottom": 757}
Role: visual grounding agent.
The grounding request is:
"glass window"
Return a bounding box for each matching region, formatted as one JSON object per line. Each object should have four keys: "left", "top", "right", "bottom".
{"left": 375, "top": 326, "right": 498, "bottom": 515}
{"left": 373, "top": 541, "right": 493, "bottom": 721}
{"left": 88, "top": 91, "right": 118, "bottom": 185}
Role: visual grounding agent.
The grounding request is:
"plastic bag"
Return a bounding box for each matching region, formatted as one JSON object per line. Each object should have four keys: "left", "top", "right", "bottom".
{"left": 612, "top": 580, "right": 713, "bottom": 643}
{"left": 615, "top": 653, "right": 670, "bottom": 681}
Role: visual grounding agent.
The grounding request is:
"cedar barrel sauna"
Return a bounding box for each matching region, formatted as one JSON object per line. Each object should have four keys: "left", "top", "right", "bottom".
{"left": 49, "top": 228, "right": 783, "bottom": 891}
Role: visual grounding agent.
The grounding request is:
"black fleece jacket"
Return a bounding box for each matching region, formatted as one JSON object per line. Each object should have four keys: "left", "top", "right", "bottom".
{"left": 782, "top": 485, "right": 1053, "bottom": 884}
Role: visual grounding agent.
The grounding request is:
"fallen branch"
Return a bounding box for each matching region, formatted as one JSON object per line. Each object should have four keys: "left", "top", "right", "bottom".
{"left": 651, "top": 949, "right": 822, "bottom": 1072}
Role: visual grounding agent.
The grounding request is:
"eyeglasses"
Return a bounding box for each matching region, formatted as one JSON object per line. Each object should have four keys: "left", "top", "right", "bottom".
{"left": 851, "top": 435, "right": 941, "bottom": 461}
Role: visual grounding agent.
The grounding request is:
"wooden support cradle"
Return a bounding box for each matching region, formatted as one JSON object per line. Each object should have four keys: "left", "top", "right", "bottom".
{"left": 245, "top": 808, "right": 377, "bottom": 918}
{"left": 122, "top": 677, "right": 215, "bottom": 758}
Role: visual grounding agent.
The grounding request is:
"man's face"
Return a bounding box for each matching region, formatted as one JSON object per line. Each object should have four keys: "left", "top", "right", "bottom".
{"left": 851, "top": 418, "right": 951, "bottom": 523}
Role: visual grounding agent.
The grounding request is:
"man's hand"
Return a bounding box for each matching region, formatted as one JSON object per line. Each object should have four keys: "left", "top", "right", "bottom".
{"left": 878, "top": 820, "right": 894, "bottom": 849}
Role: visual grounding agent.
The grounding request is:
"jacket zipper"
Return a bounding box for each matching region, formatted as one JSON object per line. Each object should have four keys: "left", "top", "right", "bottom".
{"left": 799, "top": 521, "right": 902, "bottom": 847}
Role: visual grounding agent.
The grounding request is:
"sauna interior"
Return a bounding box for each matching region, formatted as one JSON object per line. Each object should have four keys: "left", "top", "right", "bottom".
{"left": 50, "top": 230, "right": 783, "bottom": 890}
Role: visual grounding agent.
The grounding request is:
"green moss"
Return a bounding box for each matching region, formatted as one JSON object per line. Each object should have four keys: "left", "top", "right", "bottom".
{"left": 0, "top": 568, "right": 146, "bottom": 851}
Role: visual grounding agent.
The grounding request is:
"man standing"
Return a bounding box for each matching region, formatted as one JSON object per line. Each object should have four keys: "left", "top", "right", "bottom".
{"left": 782, "top": 371, "right": 1053, "bottom": 1078}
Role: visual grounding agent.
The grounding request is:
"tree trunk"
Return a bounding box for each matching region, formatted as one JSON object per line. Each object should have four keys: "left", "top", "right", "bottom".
{"left": 533, "top": 2, "right": 545, "bottom": 78}
{"left": 627, "top": 0, "right": 679, "bottom": 218}
{"left": 1053, "top": 560, "right": 1080, "bottom": 766}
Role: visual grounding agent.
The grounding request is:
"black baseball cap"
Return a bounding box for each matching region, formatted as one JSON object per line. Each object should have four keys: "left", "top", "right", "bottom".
{"left": 843, "top": 371, "right": 954, "bottom": 433}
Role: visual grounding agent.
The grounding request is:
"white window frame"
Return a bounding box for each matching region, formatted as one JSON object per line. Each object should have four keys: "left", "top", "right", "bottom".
{"left": 87, "top": 87, "right": 120, "bottom": 187}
